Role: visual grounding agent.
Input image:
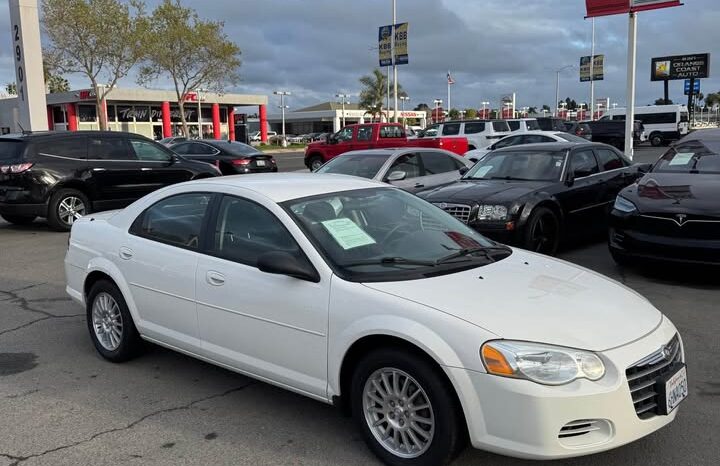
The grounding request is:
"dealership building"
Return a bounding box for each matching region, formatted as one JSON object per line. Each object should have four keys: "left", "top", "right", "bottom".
{"left": 266, "top": 102, "right": 428, "bottom": 134}
{"left": 0, "top": 87, "right": 269, "bottom": 141}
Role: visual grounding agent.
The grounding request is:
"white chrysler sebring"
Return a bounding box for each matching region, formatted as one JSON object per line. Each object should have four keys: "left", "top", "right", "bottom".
{"left": 65, "top": 174, "right": 687, "bottom": 466}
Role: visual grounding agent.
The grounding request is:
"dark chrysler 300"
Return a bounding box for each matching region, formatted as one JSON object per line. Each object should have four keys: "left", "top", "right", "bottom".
{"left": 419, "top": 142, "right": 649, "bottom": 255}
{"left": 610, "top": 129, "right": 720, "bottom": 265}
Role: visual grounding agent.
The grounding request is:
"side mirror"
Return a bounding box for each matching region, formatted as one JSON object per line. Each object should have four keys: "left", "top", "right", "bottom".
{"left": 459, "top": 166, "right": 469, "bottom": 175}
{"left": 386, "top": 170, "right": 407, "bottom": 182}
{"left": 257, "top": 251, "right": 320, "bottom": 283}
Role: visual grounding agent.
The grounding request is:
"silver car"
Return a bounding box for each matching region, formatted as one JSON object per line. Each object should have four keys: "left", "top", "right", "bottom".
{"left": 315, "top": 148, "right": 474, "bottom": 193}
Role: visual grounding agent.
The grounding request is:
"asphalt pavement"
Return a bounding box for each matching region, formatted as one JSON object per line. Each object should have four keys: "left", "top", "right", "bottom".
{"left": 1, "top": 144, "right": 718, "bottom": 466}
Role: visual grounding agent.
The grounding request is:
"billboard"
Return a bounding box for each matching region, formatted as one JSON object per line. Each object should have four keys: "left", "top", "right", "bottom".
{"left": 580, "top": 55, "right": 605, "bottom": 82}
{"left": 585, "top": 0, "right": 681, "bottom": 17}
{"left": 378, "top": 23, "right": 409, "bottom": 67}
{"left": 651, "top": 54, "right": 710, "bottom": 81}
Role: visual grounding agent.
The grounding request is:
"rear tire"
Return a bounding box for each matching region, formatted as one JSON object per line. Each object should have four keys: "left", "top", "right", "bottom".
{"left": 308, "top": 155, "right": 324, "bottom": 171}
{"left": 47, "top": 188, "right": 90, "bottom": 232}
{"left": 87, "top": 280, "right": 143, "bottom": 362}
{"left": 522, "top": 207, "right": 560, "bottom": 256}
{"left": 650, "top": 133, "right": 664, "bottom": 147}
{"left": 351, "top": 348, "right": 466, "bottom": 466}
{"left": 1, "top": 214, "right": 36, "bottom": 225}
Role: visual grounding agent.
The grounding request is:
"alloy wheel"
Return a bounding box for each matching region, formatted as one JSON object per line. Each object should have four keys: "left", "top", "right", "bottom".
{"left": 363, "top": 367, "right": 435, "bottom": 459}
{"left": 530, "top": 214, "right": 557, "bottom": 253}
{"left": 91, "top": 292, "right": 123, "bottom": 351}
{"left": 58, "top": 196, "right": 86, "bottom": 226}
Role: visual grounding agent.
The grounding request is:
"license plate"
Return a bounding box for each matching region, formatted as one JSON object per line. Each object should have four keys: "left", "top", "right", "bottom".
{"left": 658, "top": 364, "right": 688, "bottom": 414}
{"left": 256, "top": 160, "right": 266, "bottom": 166}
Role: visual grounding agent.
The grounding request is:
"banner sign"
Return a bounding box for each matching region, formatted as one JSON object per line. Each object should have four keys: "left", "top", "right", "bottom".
{"left": 580, "top": 55, "right": 605, "bottom": 82}
{"left": 378, "top": 23, "right": 409, "bottom": 66}
{"left": 651, "top": 54, "right": 710, "bottom": 81}
{"left": 684, "top": 79, "right": 700, "bottom": 95}
{"left": 585, "top": 0, "right": 681, "bottom": 17}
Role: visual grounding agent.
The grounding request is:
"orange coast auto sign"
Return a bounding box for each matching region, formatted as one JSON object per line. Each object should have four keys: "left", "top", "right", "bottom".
{"left": 585, "top": 0, "right": 681, "bottom": 17}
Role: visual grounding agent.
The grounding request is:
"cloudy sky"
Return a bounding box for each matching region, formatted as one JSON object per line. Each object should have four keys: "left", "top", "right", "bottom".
{"left": 1, "top": 0, "right": 718, "bottom": 111}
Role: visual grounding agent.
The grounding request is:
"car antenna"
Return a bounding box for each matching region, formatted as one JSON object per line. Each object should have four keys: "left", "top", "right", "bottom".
{"left": 17, "top": 121, "right": 30, "bottom": 134}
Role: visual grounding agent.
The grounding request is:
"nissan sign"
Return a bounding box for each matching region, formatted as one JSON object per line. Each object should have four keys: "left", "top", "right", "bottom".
{"left": 651, "top": 54, "right": 711, "bottom": 81}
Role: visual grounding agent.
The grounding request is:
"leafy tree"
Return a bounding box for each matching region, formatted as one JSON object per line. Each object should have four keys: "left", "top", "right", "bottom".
{"left": 528, "top": 106, "right": 538, "bottom": 115}
{"left": 705, "top": 92, "right": 720, "bottom": 109}
{"left": 654, "top": 98, "right": 674, "bottom": 105}
{"left": 414, "top": 103, "right": 430, "bottom": 111}
{"left": 359, "top": 69, "right": 402, "bottom": 122}
{"left": 138, "top": 0, "right": 241, "bottom": 136}
{"left": 542, "top": 104, "right": 551, "bottom": 112}
{"left": 43, "top": 61, "right": 70, "bottom": 93}
{"left": 42, "top": 0, "right": 149, "bottom": 130}
{"left": 464, "top": 108, "right": 477, "bottom": 119}
{"left": 5, "top": 83, "right": 17, "bottom": 95}
{"left": 448, "top": 108, "right": 460, "bottom": 120}
{"left": 564, "top": 97, "right": 578, "bottom": 110}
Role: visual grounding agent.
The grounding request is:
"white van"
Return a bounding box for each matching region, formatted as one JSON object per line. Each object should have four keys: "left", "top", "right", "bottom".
{"left": 599, "top": 105, "right": 689, "bottom": 146}
{"left": 418, "top": 120, "right": 511, "bottom": 150}
{"left": 506, "top": 118, "right": 541, "bottom": 132}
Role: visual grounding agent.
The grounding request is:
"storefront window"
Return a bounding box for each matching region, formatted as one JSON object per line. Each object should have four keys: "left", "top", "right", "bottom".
{"left": 220, "top": 107, "right": 228, "bottom": 123}
{"left": 52, "top": 106, "right": 66, "bottom": 124}
{"left": 170, "top": 106, "right": 198, "bottom": 123}
{"left": 133, "top": 105, "right": 151, "bottom": 122}
{"left": 116, "top": 105, "right": 134, "bottom": 122}
{"left": 201, "top": 106, "right": 213, "bottom": 120}
{"left": 150, "top": 106, "right": 163, "bottom": 122}
{"left": 78, "top": 104, "right": 97, "bottom": 122}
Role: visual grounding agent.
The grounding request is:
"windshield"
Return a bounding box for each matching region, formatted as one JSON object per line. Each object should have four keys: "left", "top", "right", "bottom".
{"left": 465, "top": 150, "right": 565, "bottom": 181}
{"left": 316, "top": 153, "right": 389, "bottom": 178}
{"left": 653, "top": 142, "right": 720, "bottom": 174}
{"left": 283, "top": 188, "right": 508, "bottom": 282}
{"left": 0, "top": 140, "right": 26, "bottom": 162}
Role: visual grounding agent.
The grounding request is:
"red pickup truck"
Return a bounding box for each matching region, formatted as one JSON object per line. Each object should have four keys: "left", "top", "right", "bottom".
{"left": 304, "top": 123, "right": 469, "bottom": 170}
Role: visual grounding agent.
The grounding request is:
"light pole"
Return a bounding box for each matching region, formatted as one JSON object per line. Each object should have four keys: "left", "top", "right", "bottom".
{"left": 480, "top": 101, "right": 489, "bottom": 119}
{"left": 558, "top": 102, "right": 568, "bottom": 120}
{"left": 433, "top": 99, "right": 443, "bottom": 123}
{"left": 399, "top": 95, "right": 410, "bottom": 126}
{"left": 335, "top": 93, "right": 350, "bottom": 128}
{"left": 578, "top": 103, "right": 587, "bottom": 120}
{"left": 273, "top": 90, "right": 291, "bottom": 147}
{"left": 555, "top": 65, "right": 574, "bottom": 117}
{"left": 195, "top": 87, "right": 209, "bottom": 139}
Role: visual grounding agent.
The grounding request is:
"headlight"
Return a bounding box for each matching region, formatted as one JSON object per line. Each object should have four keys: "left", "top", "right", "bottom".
{"left": 481, "top": 341, "right": 605, "bottom": 385}
{"left": 476, "top": 204, "right": 508, "bottom": 221}
{"left": 613, "top": 195, "right": 637, "bottom": 213}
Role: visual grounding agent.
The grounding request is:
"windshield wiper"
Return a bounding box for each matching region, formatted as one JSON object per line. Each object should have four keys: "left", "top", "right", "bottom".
{"left": 342, "top": 257, "right": 438, "bottom": 268}
{"left": 488, "top": 176, "right": 535, "bottom": 181}
{"left": 435, "top": 246, "right": 511, "bottom": 265}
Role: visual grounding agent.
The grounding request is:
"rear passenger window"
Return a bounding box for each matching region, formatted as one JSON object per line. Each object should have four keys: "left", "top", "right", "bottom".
{"left": 88, "top": 137, "right": 134, "bottom": 160}
{"left": 132, "top": 193, "right": 212, "bottom": 249}
{"left": 379, "top": 126, "right": 404, "bottom": 138}
{"left": 595, "top": 149, "right": 625, "bottom": 171}
{"left": 357, "top": 126, "right": 373, "bottom": 141}
{"left": 442, "top": 123, "right": 461, "bottom": 136}
{"left": 35, "top": 138, "right": 87, "bottom": 159}
{"left": 420, "top": 152, "right": 459, "bottom": 174}
{"left": 508, "top": 121, "right": 520, "bottom": 131}
{"left": 130, "top": 140, "right": 172, "bottom": 161}
{"left": 463, "top": 122, "right": 485, "bottom": 134}
{"left": 212, "top": 196, "right": 301, "bottom": 267}
{"left": 571, "top": 150, "right": 600, "bottom": 178}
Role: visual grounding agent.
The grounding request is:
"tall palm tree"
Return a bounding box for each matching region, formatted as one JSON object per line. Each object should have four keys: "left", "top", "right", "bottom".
{"left": 359, "top": 69, "right": 402, "bottom": 122}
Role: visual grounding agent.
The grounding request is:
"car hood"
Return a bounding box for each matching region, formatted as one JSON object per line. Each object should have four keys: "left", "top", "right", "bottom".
{"left": 363, "top": 249, "right": 661, "bottom": 351}
{"left": 418, "top": 179, "right": 552, "bottom": 204}
{"left": 623, "top": 172, "right": 720, "bottom": 216}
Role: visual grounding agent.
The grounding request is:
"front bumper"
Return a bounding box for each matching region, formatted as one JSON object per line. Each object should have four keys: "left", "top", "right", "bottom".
{"left": 448, "top": 318, "right": 683, "bottom": 459}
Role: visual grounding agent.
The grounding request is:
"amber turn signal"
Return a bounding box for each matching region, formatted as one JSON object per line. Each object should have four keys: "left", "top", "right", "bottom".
{"left": 481, "top": 344, "right": 516, "bottom": 376}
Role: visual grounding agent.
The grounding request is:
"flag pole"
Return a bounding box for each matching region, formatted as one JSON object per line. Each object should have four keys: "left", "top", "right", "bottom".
{"left": 447, "top": 71, "right": 451, "bottom": 117}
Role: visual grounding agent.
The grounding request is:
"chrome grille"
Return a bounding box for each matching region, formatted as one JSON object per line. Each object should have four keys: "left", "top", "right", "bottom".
{"left": 625, "top": 334, "right": 682, "bottom": 419}
{"left": 432, "top": 203, "right": 472, "bottom": 224}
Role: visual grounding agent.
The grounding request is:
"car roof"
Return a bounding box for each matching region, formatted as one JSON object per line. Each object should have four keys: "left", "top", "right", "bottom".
{"left": 492, "top": 141, "right": 596, "bottom": 152}
{"left": 0, "top": 131, "right": 147, "bottom": 141}
{"left": 676, "top": 128, "right": 720, "bottom": 144}
{"left": 196, "top": 173, "right": 386, "bottom": 202}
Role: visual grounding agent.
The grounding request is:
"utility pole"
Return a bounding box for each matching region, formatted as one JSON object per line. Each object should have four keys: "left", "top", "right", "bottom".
{"left": 196, "top": 87, "right": 207, "bottom": 139}
{"left": 392, "top": 0, "right": 398, "bottom": 123}
{"left": 336, "top": 93, "right": 349, "bottom": 128}
{"left": 555, "top": 65, "right": 573, "bottom": 118}
{"left": 624, "top": 12, "right": 637, "bottom": 159}
{"left": 590, "top": 17, "right": 596, "bottom": 120}
{"left": 274, "top": 90, "right": 291, "bottom": 147}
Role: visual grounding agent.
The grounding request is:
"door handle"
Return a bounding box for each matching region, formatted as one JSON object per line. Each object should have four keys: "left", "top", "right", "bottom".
{"left": 119, "top": 247, "right": 133, "bottom": 260}
{"left": 414, "top": 183, "right": 425, "bottom": 188}
{"left": 206, "top": 271, "right": 226, "bottom": 286}
{"left": 141, "top": 167, "right": 152, "bottom": 171}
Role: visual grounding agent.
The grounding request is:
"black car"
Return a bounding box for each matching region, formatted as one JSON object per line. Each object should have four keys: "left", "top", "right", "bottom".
{"left": 536, "top": 117, "right": 569, "bottom": 132}
{"left": 418, "top": 142, "right": 649, "bottom": 255}
{"left": 564, "top": 121, "right": 593, "bottom": 140}
{"left": 609, "top": 129, "right": 720, "bottom": 265}
{"left": 0, "top": 131, "right": 219, "bottom": 231}
{"left": 169, "top": 139, "right": 277, "bottom": 175}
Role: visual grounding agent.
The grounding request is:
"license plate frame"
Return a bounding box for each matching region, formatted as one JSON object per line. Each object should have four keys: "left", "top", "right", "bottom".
{"left": 256, "top": 160, "right": 266, "bottom": 166}
{"left": 656, "top": 363, "right": 688, "bottom": 415}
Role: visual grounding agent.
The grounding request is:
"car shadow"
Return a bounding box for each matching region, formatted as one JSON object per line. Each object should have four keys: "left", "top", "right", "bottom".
{"left": 0, "top": 220, "right": 57, "bottom": 233}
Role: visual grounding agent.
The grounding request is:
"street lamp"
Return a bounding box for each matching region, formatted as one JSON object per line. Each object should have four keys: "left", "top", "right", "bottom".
{"left": 273, "top": 90, "right": 291, "bottom": 147}
{"left": 480, "top": 101, "right": 490, "bottom": 119}
{"left": 555, "top": 65, "right": 575, "bottom": 117}
{"left": 399, "top": 95, "right": 410, "bottom": 126}
{"left": 433, "top": 99, "right": 443, "bottom": 122}
{"left": 335, "top": 93, "right": 350, "bottom": 128}
{"left": 578, "top": 103, "right": 587, "bottom": 120}
{"left": 503, "top": 102, "right": 512, "bottom": 119}
{"left": 195, "top": 87, "right": 208, "bottom": 139}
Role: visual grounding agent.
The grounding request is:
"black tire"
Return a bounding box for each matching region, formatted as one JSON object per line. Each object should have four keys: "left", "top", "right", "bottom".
{"left": 86, "top": 280, "right": 143, "bottom": 362}
{"left": 522, "top": 207, "right": 560, "bottom": 256}
{"left": 650, "top": 133, "right": 664, "bottom": 147}
{"left": 47, "top": 188, "right": 90, "bottom": 232}
{"left": 351, "top": 348, "right": 466, "bottom": 466}
{"left": 308, "top": 155, "right": 324, "bottom": 171}
{"left": 1, "top": 214, "right": 36, "bottom": 225}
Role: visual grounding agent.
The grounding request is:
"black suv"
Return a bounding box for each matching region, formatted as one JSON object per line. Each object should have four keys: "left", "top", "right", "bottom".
{"left": 0, "top": 131, "right": 219, "bottom": 231}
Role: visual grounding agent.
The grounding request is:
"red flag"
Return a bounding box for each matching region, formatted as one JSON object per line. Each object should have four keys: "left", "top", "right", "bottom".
{"left": 447, "top": 71, "right": 455, "bottom": 85}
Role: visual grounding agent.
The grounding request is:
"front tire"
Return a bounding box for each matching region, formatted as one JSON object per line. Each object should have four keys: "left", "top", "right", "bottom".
{"left": 47, "top": 188, "right": 90, "bottom": 231}
{"left": 1, "top": 214, "right": 36, "bottom": 225}
{"left": 351, "top": 348, "right": 466, "bottom": 466}
{"left": 650, "top": 133, "right": 664, "bottom": 147}
{"left": 87, "top": 280, "right": 143, "bottom": 362}
{"left": 522, "top": 207, "right": 560, "bottom": 256}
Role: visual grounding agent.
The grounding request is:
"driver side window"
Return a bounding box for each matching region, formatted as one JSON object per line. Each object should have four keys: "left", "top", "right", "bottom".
{"left": 387, "top": 153, "right": 422, "bottom": 179}
{"left": 131, "top": 193, "right": 212, "bottom": 250}
{"left": 571, "top": 150, "right": 600, "bottom": 178}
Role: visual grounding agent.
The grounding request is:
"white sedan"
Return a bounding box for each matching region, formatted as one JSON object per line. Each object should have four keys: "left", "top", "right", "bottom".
{"left": 465, "top": 130, "right": 589, "bottom": 162}
{"left": 65, "top": 174, "right": 686, "bottom": 465}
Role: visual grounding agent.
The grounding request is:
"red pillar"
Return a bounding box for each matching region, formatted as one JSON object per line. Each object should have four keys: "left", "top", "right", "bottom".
{"left": 259, "top": 104, "right": 268, "bottom": 143}
{"left": 212, "top": 103, "right": 221, "bottom": 139}
{"left": 228, "top": 107, "right": 235, "bottom": 141}
{"left": 161, "top": 101, "right": 172, "bottom": 137}
{"left": 47, "top": 106, "right": 54, "bottom": 131}
{"left": 66, "top": 103, "right": 78, "bottom": 131}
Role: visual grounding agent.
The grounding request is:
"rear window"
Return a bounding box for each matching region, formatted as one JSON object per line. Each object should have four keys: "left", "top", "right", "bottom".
{"left": 526, "top": 120, "right": 541, "bottom": 131}
{"left": 464, "top": 122, "right": 485, "bottom": 134}
{"left": 0, "top": 140, "right": 26, "bottom": 162}
{"left": 493, "top": 121, "right": 510, "bottom": 132}
{"left": 35, "top": 138, "right": 87, "bottom": 159}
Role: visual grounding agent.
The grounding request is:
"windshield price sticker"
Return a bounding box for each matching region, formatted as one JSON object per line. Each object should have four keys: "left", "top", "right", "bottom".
{"left": 322, "top": 218, "right": 377, "bottom": 250}
{"left": 669, "top": 152, "right": 695, "bottom": 166}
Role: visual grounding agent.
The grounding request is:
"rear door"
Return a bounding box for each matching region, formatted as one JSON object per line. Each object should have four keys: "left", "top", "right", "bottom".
{"left": 555, "top": 148, "right": 604, "bottom": 225}
{"left": 376, "top": 124, "right": 406, "bottom": 149}
{"left": 417, "top": 151, "right": 466, "bottom": 191}
{"left": 593, "top": 147, "right": 635, "bottom": 210}
{"left": 351, "top": 125, "right": 375, "bottom": 152}
{"left": 87, "top": 135, "right": 146, "bottom": 208}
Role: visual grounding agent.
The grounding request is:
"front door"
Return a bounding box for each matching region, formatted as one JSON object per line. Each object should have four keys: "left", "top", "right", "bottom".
{"left": 195, "top": 195, "right": 329, "bottom": 397}
{"left": 385, "top": 152, "right": 425, "bottom": 192}
{"left": 128, "top": 138, "right": 195, "bottom": 189}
